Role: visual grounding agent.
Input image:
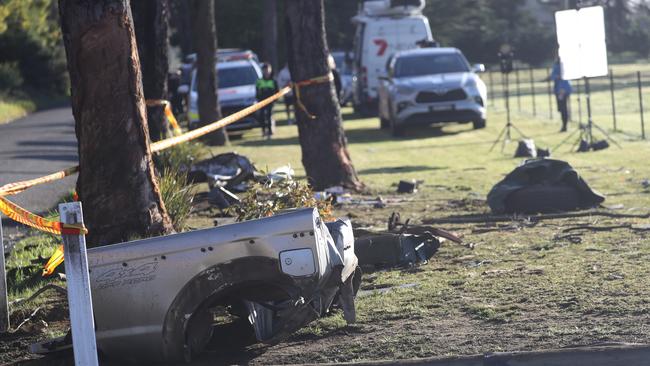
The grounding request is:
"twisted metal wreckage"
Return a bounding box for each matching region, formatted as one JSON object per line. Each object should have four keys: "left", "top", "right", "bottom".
{"left": 33, "top": 208, "right": 361, "bottom": 363}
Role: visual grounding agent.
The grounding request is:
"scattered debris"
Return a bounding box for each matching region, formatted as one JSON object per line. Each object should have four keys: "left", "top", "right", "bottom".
{"left": 357, "top": 283, "right": 419, "bottom": 297}
{"left": 189, "top": 152, "right": 256, "bottom": 192}
{"left": 423, "top": 210, "right": 650, "bottom": 225}
{"left": 353, "top": 213, "right": 462, "bottom": 269}
{"left": 397, "top": 179, "right": 420, "bottom": 193}
{"left": 514, "top": 139, "right": 537, "bottom": 158}
{"left": 487, "top": 159, "right": 605, "bottom": 214}
{"left": 9, "top": 284, "right": 67, "bottom": 307}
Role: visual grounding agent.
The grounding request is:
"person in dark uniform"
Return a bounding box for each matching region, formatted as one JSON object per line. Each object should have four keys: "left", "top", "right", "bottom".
{"left": 256, "top": 63, "right": 279, "bottom": 139}
{"left": 549, "top": 58, "right": 572, "bottom": 132}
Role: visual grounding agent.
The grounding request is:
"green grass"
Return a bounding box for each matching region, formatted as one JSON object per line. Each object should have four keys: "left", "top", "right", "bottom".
{"left": 4, "top": 65, "right": 650, "bottom": 363}
{"left": 485, "top": 62, "right": 650, "bottom": 138}
{"left": 0, "top": 94, "right": 37, "bottom": 124}
{"left": 200, "top": 100, "right": 650, "bottom": 363}
{"left": 0, "top": 90, "right": 69, "bottom": 124}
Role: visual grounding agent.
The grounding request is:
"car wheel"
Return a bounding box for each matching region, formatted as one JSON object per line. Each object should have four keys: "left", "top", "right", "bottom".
{"left": 380, "top": 117, "right": 390, "bottom": 129}
{"left": 473, "top": 118, "right": 486, "bottom": 129}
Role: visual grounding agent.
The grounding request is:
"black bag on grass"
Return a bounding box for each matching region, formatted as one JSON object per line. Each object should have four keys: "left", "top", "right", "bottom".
{"left": 487, "top": 158, "right": 605, "bottom": 214}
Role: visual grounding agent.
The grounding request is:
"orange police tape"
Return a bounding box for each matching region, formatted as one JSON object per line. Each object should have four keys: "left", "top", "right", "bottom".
{"left": 145, "top": 99, "right": 182, "bottom": 134}
{"left": 0, "top": 196, "right": 87, "bottom": 236}
{"left": 0, "top": 88, "right": 289, "bottom": 275}
{"left": 2, "top": 74, "right": 333, "bottom": 274}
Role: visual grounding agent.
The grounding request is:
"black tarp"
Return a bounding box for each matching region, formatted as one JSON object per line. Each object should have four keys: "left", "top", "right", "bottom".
{"left": 487, "top": 159, "right": 605, "bottom": 214}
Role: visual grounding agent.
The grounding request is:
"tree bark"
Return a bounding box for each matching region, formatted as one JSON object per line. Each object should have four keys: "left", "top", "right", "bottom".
{"left": 59, "top": 0, "right": 174, "bottom": 246}
{"left": 262, "top": 0, "right": 278, "bottom": 70}
{"left": 131, "top": 0, "right": 171, "bottom": 142}
{"left": 284, "top": 0, "right": 362, "bottom": 191}
{"left": 191, "top": 0, "right": 228, "bottom": 146}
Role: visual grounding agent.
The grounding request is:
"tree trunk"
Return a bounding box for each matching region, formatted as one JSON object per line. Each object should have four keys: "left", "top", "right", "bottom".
{"left": 59, "top": 0, "right": 174, "bottom": 246}
{"left": 262, "top": 0, "right": 278, "bottom": 70}
{"left": 284, "top": 0, "right": 362, "bottom": 191}
{"left": 131, "top": 0, "right": 171, "bottom": 142}
{"left": 191, "top": 0, "right": 228, "bottom": 146}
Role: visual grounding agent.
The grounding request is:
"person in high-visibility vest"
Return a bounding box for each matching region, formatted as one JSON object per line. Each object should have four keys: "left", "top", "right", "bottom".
{"left": 256, "top": 63, "right": 279, "bottom": 139}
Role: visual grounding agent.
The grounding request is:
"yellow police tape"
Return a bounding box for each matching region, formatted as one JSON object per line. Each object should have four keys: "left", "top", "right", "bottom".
{"left": 151, "top": 86, "right": 291, "bottom": 152}
{"left": 145, "top": 99, "right": 182, "bottom": 135}
{"left": 0, "top": 89, "right": 290, "bottom": 241}
{"left": 42, "top": 245, "right": 64, "bottom": 276}
{"left": 0, "top": 196, "right": 87, "bottom": 236}
{"left": 293, "top": 73, "right": 334, "bottom": 119}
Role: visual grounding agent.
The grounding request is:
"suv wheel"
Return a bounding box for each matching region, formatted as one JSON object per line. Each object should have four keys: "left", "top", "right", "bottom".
{"left": 390, "top": 117, "right": 405, "bottom": 137}
{"left": 473, "top": 118, "right": 486, "bottom": 129}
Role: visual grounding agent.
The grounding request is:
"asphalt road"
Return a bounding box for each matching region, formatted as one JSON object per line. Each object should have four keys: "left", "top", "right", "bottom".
{"left": 0, "top": 107, "right": 78, "bottom": 218}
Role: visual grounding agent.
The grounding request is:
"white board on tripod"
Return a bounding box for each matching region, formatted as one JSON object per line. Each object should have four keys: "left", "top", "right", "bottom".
{"left": 555, "top": 6, "right": 608, "bottom": 80}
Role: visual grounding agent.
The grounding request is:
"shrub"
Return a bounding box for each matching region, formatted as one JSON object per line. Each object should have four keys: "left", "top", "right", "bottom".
{"left": 0, "top": 62, "right": 23, "bottom": 91}
{"left": 158, "top": 166, "right": 194, "bottom": 231}
{"left": 230, "top": 178, "right": 333, "bottom": 222}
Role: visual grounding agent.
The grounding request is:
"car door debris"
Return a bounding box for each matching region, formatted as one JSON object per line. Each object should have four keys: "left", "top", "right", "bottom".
{"left": 30, "top": 209, "right": 360, "bottom": 363}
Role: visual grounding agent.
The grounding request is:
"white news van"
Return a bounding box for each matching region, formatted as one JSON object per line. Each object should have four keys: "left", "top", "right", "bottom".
{"left": 352, "top": 0, "right": 433, "bottom": 115}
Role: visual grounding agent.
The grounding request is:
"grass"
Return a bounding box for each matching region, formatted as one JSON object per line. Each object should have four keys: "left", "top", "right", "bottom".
{"left": 0, "top": 94, "right": 37, "bottom": 124}
{"left": 0, "top": 90, "right": 69, "bottom": 125}
{"left": 200, "top": 100, "right": 650, "bottom": 363}
{"left": 4, "top": 63, "right": 650, "bottom": 363}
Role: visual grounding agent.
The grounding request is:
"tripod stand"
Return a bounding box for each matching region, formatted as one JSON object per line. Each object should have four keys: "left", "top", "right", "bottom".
{"left": 553, "top": 77, "right": 620, "bottom": 152}
{"left": 490, "top": 70, "right": 528, "bottom": 152}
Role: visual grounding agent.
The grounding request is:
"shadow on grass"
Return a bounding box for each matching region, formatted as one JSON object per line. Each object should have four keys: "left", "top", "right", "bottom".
{"left": 237, "top": 123, "right": 474, "bottom": 148}
{"left": 358, "top": 165, "right": 448, "bottom": 175}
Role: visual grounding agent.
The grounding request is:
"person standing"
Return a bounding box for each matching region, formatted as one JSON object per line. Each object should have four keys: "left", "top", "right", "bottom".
{"left": 277, "top": 64, "right": 294, "bottom": 124}
{"left": 550, "top": 58, "right": 572, "bottom": 132}
{"left": 256, "top": 63, "right": 279, "bottom": 139}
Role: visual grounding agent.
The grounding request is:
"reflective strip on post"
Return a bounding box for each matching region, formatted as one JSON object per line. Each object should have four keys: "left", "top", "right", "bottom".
{"left": 59, "top": 202, "right": 98, "bottom": 366}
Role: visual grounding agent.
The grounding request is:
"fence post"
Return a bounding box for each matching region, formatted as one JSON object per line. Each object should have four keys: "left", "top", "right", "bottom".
{"left": 529, "top": 67, "right": 536, "bottom": 117}
{"left": 547, "top": 68, "right": 553, "bottom": 120}
{"left": 515, "top": 67, "right": 521, "bottom": 112}
{"left": 609, "top": 69, "right": 617, "bottom": 131}
{"left": 59, "top": 202, "right": 98, "bottom": 366}
{"left": 0, "top": 216, "right": 8, "bottom": 333}
{"left": 638, "top": 71, "right": 646, "bottom": 139}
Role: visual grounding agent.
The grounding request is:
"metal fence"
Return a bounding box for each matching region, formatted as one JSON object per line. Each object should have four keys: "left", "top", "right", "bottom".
{"left": 485, "top": 64, "right": 648, "bottom": 139}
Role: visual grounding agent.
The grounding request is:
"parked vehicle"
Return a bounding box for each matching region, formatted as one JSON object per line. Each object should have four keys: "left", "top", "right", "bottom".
{"left": 351, "top": 0, "right": 432, "bottom": 116}
{"left": 377, "top": 47, "right": 487, "bottom": 136}
{"left": 332, "top": 51, "right": 354, "bottom": 106}
{"left": 187, "top": 59, "right": 264, "bottom": 131}
{"left": 176, "top": 49, "right": 260, "bottom": 122}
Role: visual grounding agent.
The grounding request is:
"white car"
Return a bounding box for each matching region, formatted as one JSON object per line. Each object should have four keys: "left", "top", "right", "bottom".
{"left": 188, "top": 59, "right": 262, "bottom": 131}
{"left": 378, "top": 47, "right": 487, "bottom": 136}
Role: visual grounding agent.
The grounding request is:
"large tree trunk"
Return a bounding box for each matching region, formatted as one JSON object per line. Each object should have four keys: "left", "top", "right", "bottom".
{"left": 284, "top": 0, "right": 362, "bottom": 191}
{"left": 191, "top": 0, "right": 228, "bottom": 146}
{"left": 262, "top": 0, "right": 278, "bottom": 70}
{"left": 131, "top": 0, "right": 171, "bottom": 142}
{"left": 59, "top": 0, "right": 174, "bottom": 246}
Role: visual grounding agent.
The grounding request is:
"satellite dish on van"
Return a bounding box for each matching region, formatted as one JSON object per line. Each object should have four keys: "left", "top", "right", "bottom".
{"left": 362, "top": 0, "right": 425, "bottom": 16}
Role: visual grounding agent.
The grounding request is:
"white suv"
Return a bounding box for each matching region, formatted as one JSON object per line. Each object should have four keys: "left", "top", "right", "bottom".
{"left": 378, "top": 47, "right": 487, "bottom": 136}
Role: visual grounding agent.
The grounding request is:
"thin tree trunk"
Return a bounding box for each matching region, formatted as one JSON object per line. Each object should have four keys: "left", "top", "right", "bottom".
{"left": 284, "top": 0, "right": 362, "bottom": 191}
{"left": 132, "top": 0, "right": 171, "bottom": 142}
{"left": 191, "top": 0, "right": 228, "bottom": 146}
{"left": 262, "top": 0, "right": 278, "bottom": 70}
{"left": 59, "top": 0, "right": 174, "bottom": 246}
